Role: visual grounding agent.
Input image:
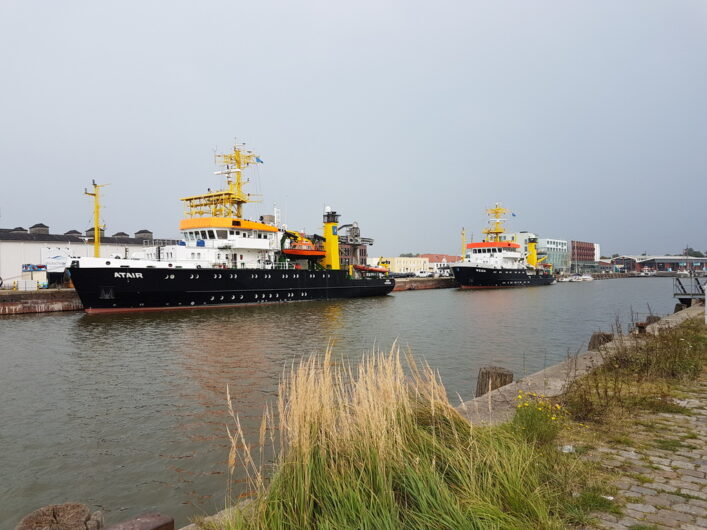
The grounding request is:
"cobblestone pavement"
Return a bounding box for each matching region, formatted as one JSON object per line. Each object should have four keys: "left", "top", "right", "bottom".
{"left": 583, "top": 377, "right": 707, "bottom": 529}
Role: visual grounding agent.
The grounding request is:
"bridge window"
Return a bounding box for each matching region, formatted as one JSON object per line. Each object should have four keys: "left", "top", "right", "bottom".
{"left": 217, "top": 230, "right": 227, "bottom": 239}
{"left": 207, "top": 230, "right": 215, "bottom": 239}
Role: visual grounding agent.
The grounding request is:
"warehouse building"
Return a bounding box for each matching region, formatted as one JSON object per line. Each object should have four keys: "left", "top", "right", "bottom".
{"left": 0, "top": 224, "right": 168, "bottom": 287}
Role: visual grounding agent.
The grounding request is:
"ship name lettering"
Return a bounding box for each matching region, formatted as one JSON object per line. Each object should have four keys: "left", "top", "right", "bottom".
{"left": 114, "top": 272, "right": 143, "bottom": 279}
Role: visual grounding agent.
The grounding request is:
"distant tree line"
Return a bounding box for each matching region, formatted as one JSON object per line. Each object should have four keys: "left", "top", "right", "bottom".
{"left": 683, "top": 247, "right": 705, "bottom": 257}
{"left": 399, "top": 253, "right": 420, "bottom": 257}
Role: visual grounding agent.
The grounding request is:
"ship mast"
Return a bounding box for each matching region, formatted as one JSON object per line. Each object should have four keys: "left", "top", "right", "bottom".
{"left": 84, "top": 180, "right": 107, "bottom": 257}
{"left": 481, "top": 203, "right": 509, "bottom": 243}
{"left": 181, "top": 143, "right": 263, "bottom": 219}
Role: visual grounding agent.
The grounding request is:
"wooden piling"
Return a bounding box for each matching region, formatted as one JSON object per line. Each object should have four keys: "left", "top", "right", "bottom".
{"left": 475, "top": 366, "right": 513, "bottom": 398}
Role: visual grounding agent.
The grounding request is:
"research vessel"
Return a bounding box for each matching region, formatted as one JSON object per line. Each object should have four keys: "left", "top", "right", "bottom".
{"left": 68, "top": 143, "right": 394, "bottom": 312}
{"left": 451, "top": 204, "right": 554, "bottom": 289}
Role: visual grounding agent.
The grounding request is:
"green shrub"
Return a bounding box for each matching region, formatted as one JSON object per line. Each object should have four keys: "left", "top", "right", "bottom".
{"left": 511, "top": 391, "right": 566, "bottom": 446}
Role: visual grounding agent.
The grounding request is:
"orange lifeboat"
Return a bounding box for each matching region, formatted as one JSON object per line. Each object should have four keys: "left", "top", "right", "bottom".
{"left": 282, "top": 240, "right": 327, "bottom": 258}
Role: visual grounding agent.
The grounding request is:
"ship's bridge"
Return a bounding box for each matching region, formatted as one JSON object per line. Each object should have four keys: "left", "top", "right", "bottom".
{"left": 179, "top": 217, "right": 279, "bottom": 251}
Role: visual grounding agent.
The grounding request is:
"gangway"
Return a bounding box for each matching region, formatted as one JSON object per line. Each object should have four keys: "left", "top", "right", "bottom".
{"left": 673, "top": 275, "right": 705, "bottom": 307}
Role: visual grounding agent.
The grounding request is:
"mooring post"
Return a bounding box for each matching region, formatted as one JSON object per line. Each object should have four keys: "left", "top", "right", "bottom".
{"left": 475, "top": 366, "right": 514, "bottom": 398}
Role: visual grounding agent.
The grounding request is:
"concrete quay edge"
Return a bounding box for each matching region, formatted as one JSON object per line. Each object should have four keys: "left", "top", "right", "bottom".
{"left": 457, "top": 304, "right": 705, "bottom": 426}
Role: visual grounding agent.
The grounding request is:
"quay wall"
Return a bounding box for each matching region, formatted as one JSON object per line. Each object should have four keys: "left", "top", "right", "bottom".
{"left": 0, "top": 289, "right": 83, "bottom": 315}
{"left": 393, "top": 277, "right": 455, "bottom": 291}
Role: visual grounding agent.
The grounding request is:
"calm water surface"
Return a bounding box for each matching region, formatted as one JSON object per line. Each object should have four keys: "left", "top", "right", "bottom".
{"left": 0, "top": 278, "right": 676, "bottom": 526}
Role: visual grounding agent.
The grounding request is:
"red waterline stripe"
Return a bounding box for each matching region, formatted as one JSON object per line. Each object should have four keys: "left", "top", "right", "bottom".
{"left": 83, "top": 300, "right": 289, "bottom": 314}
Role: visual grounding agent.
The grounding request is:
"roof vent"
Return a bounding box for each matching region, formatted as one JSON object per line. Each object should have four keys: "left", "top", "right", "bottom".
{"left": 29, "top": 223, "right": 49, "bottom": 234}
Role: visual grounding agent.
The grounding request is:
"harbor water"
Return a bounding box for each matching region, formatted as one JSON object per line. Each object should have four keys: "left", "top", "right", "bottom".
{"left": 0, "top": 278, "right": 677, "bottom": 526}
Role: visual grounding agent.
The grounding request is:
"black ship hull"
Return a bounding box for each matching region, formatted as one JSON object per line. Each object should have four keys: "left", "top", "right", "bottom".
{"left": 451, "top": 265, "right": 554, "bottom": 289}
{"left": 68, "top": 266, "right": 395, "bottom": 312}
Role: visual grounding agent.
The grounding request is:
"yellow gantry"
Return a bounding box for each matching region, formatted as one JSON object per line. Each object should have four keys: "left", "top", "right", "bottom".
{"left": 84, "top": 180, "right": 107, "bottom": 258}
{"left": 181, "top": 143, "right": 263, "bottom": 220}
{"left": 481, "top": 203, "right": 509, "bottom": 243}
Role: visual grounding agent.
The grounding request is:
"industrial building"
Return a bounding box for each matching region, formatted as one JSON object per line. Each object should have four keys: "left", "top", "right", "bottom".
{"left": 612, "top": 255, "right": 707, "bottom": 274}
{"left": 419, "top": 254, "right": 461, "bottom": 275}
{"left": 537, "top": 238, "right": 570, "bottom": 273}
{"left": 0, "top": 224, "right": 165, "bottom": 288}
{"left": 368, "top": 256, "right": 430, "bottom": 275}
{"left": 570, "top": 240, "right": 601, "bottom": 274}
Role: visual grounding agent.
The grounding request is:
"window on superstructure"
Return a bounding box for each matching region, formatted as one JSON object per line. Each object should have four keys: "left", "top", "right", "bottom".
{"left": 217, "top": 230, "right": 227, "bottom": 239}
{"left": 207, "top": 230, "right": 215, "bottom": 239}
{"left": 200, "top": 231, "right": 207, "bottom": 239}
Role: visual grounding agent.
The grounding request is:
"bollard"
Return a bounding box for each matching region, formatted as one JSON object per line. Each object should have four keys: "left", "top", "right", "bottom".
{"left": 105, "top": 513, "right": 174, "bottom": 530}
{"left": 475, "top": 366, "right": 513, "bottom": 398}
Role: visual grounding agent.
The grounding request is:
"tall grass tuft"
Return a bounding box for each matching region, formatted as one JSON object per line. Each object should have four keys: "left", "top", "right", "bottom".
{"left": 218, "top": 346, "right": 593, "bottom": 529}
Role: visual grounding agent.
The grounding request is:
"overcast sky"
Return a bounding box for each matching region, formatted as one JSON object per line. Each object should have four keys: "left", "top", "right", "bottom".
{"left": 1, "top": 1, "right": 705, "bottom": 256}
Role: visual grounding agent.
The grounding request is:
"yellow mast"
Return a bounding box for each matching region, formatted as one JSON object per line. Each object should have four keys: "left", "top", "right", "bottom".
{"left": 84, "top": 180, "right": 107, "bottom": 258}
{"left": 181, "top": 143, "right": 263, "bottom": 219}
{"left": 481, "top": 203, "right": 509, "bottom": 243}
{"left": 460, "top": 227, "right": 466, "bottom": 258}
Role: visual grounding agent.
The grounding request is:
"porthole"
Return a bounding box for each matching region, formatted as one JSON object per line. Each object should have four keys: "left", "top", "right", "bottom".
{"left": 195, "top": 274, "right": 200, "bottom": 279}
{"left": 231, "top": 295, "right": 235, "bottom": 300}
{"left": 220, "top": 295, "right": 224, "bottom": 300}
{"left": 240, "top": 295, "right": 244, "bottom": 300}
{"left": 255, "top": 294, "right": 258, "bottom": 299}
{"left": 190, "top": 301, "right": 195, "bottom": 305}
{"left": 105, "top": 261, "right": 111, "bottom": 266}
{"left": 170, "top": 274, "right": 175, "bottom": 279}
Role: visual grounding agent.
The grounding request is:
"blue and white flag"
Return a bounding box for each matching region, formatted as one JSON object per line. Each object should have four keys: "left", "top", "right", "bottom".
{"left": 255, "top": 157, "right": 264, "bottom": 164}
